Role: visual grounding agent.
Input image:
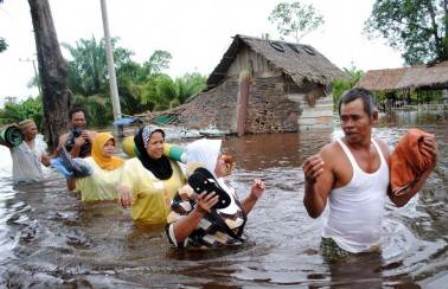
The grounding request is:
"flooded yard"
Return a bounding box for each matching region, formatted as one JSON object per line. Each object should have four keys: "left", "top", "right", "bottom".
{"left": 0, "top": 110, "right": 447, "bottom": 289}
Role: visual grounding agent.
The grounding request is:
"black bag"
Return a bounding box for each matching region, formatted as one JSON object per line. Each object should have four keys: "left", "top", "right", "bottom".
{"left": 187, "top": 167, "right": 231, "bottom": 209}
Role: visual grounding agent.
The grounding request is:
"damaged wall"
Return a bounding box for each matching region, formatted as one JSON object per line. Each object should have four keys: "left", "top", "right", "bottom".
{"left": 172, "top": 42, "right": 334, "bottom": 134}
{"left": 176, "top": 74, "right": 300, "bottom": 133}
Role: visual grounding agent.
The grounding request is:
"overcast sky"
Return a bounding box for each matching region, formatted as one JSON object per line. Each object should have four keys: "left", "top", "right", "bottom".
{"left": 0, "top": 0, "right": 404, "bottom": 101}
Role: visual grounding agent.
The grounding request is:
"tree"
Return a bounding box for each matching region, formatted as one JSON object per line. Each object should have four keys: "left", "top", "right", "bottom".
{"left": 63, "top": 37, "right": 134, "bottom": 97}
{"left": 365, "top": 0, "right": 448, "bottom": 65}
{"left": 268, "top": 1, "right": 324, "bottom": 42}
{"left": 175, "top": 72, "right": 207, "bottom": 104}
{"left": 332, "top": 65, "right": 364, "bottom": 106}
{"left": 28, "top": 0, "right": 71, "bottom": 149}
{"left": 0, "top": 38, "right": 7, "bottom": 53}
{"left": 0, "top": 97, "right": 43, "bottom": 129}
{"left": 62, "top": 37, "right": 174, "bottom": 116}
{"left": 142, "top": 50, "right": 172, "bottom": 76}
{"left": 139, "top": 73, "right": 206, "bottom": 111}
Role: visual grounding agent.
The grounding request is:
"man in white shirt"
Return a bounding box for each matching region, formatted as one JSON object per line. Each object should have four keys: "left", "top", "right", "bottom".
{"left": 10, "top": 119, "right": 50, "bottom": 183}
{"left": 302, "top": 88, "right": 437, "bottom": 260}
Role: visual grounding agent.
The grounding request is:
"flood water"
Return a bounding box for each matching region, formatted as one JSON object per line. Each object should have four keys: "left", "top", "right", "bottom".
{"left": 0, "top": 110, "right": 447, "bottom": 289}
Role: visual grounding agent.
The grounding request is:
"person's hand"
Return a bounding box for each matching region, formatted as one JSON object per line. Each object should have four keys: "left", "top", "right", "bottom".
{"left": 178, "top": 184, "right": 194, "bottom": 200}
{"left": 118, "top": 187, "right": 133, "bottom": 208}
{"left": 40, "top": 154, "right": 51, "bottom": 167}
{"left": 303, "top": 154, "right": 325, "bottom": 185}
{"left": 81, "top": 131, "right": 90, "bottom": 142}
{"left": 250, "top": 179, "right": 265, "bottom": 200}
{"left": 194, "top": 191, "right": 219, "bottom": 214}
{"left": 74, "top": 135, "right": 86, "bottom": 147}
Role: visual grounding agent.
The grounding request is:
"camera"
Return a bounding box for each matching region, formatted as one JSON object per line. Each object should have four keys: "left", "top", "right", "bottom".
{"left": 71, "top": 127, "right": 83, "bottom": 138}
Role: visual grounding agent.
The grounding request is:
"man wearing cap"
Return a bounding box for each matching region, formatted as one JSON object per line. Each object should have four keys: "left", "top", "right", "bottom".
{"left": 9, "top": 119, "right": 50, "bottom": 183}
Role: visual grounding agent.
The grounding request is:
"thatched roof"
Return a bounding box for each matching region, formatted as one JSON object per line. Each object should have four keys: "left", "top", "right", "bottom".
{"left": 357, "top": 61, "right": 448, "bottom": 92}
{"left": 206, "top": 34, "right": 345, "bottom": 90}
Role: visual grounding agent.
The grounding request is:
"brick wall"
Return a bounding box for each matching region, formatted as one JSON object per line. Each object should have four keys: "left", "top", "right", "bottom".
{"left": 175, "top": 74, "right": 300, "bottom": 133}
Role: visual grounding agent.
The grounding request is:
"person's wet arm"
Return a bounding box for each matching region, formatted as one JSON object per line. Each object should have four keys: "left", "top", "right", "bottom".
{"left": 87, "top": 130, "right": 97, "bottom": 143}
{"left": 67, "top": 177, "right": 76, "bottom": 191}
{"left": 303, "top": 149, "right": 334, "bottom": 218}
{"left": 241, "top": 179, "right": 265, "bottom": 215}
{"left": 118, "top": 162, "right": 137, "bottom": 208}
{"left": 40, "top": 153, "right": 51, "bottom": 167}
{"left": 172, "top": 192, "right": 219, "bottom": 243}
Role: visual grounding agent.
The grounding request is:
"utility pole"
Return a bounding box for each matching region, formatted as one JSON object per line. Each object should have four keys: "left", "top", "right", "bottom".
{"left": 100, "top": 0, "right": 122, "bottom": 121}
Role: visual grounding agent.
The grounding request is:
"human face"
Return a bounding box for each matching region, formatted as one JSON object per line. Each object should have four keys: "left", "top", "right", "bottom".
{"left": 22, "top": 122, "right": 38, "bottom": 141}
{"left": 71, "top": 111, "right": 87, "bottom": 129}
{"left": 102, "top": 139, "right": 116, "bottom": 157}
{"left": 340, "top": 98, "right": 377, "bottom": 145}
{"left": 146, "top": 132, "right": 164, "bottom": 159}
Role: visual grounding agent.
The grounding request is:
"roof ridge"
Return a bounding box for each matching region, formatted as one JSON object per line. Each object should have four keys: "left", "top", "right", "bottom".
{"left": 236, "top": 34, "right": 312, "bottom": 47}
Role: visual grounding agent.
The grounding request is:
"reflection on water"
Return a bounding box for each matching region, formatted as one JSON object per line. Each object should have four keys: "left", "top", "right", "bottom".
{"left": 0, "top": 110, "right": 447, "bottom": 288}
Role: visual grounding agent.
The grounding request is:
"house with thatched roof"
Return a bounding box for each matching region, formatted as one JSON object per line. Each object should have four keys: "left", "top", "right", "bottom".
{"left": 357, "top": 61, "right": 448, "bottom": 92}
{"left": 161, "top": 34, "right": 344, "bottom": 133}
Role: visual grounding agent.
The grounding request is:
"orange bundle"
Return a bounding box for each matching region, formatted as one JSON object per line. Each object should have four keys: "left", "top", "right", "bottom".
{"left": 390, "top": 128, "right": 436, "bottom": 194}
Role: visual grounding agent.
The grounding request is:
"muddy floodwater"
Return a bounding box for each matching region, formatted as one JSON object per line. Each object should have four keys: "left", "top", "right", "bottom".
{"left": 0, "top": 110, "right": 447, "bottom": 289}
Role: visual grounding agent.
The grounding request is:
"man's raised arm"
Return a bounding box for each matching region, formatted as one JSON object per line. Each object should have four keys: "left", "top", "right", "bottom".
{"left": 303, "top": 145, "right": 335, "bottom": 218}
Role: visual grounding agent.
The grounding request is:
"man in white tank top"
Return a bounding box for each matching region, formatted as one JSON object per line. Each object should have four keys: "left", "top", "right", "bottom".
{"left": 302, "top": 88, "right": 438, "bottom": 260}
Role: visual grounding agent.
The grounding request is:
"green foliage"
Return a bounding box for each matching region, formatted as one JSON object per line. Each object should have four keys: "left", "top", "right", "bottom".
{"left": 412, "top": 89, "right": 443, "bottom": 103}
{"left": 143, "top": 50, "right": 172, "bottom": 76}
{"left": 61, "top": 37, "right": 177, "bottom": 120}
{"left": 71, "top": 94, "right": 113, "bottom": 127}
{"left": 62, "top": 36, "right": 133, "bottom": 96}
{"left": 0, "top": 97, "right": 43, "bottom": 128}
{"left": 175, "top": 72, "right": 207, "bottom": 103}
{"left": 332, "top": 65, "right": 364, "bottom": 107}
{"left": 0, "top": 38, "right": 7, "bottom": 53}
{"left": 365, "top": 0, "right": 448, "bottom": 64}
{"left": 21, "top": 37, "right": 206, "bottom": 127}
{"left": 268, "top": 1, "right": 324, "bottom": 42}
{"left": 139, "top": 73, "right": 206, "bottom": 111}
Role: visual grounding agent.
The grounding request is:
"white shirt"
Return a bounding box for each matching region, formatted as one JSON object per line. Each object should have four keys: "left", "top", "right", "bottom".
{"left": 10, "top": 134, "right": 47, "bottom": 183}
{"left": 322, "top": 138, "right": 390, "bottom": 253}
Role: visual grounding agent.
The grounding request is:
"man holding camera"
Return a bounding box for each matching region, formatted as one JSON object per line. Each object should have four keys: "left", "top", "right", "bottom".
{"left": 58, "top": 107, "right": 97, "bottom": 158}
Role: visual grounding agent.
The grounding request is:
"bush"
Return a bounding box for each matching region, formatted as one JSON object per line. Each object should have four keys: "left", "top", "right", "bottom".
{"left": 0, "top": 97, "right": 43, "bottom": 128}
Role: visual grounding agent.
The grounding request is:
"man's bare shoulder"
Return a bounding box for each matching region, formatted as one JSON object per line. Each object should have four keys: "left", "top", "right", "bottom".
{"left": 320, "top": 141, "right": 341, "bottom": 156}
{"left": 374, "top": 138, "right": 391, "bottom": 159}
{"left": 87, "top": 130, "right": 98, "bottom": 137}
{"left": 319, "top": 141, "right": 344, "bottom": 163}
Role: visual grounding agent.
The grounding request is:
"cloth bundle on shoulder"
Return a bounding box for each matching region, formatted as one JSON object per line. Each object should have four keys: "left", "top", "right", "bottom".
{"left": 390, "top": 128, "right": 436, "bottom": 195}
{"left": 0, "top": 124, "right": 23, "bottom": 147}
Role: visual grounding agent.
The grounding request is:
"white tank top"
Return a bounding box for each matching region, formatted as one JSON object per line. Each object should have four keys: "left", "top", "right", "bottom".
{"left": 322, "top": 138, "right": 389, "bottom": 253}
